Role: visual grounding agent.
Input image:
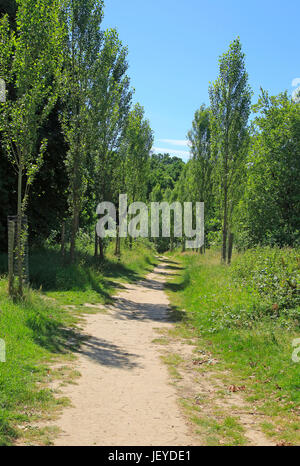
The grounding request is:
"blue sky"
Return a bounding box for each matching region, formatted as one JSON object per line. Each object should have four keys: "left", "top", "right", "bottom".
{"left": 102, "top": 0, "right": 300, "bottom": 161}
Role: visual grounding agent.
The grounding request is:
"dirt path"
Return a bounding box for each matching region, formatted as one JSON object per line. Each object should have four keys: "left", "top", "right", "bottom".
{"left": 34, "top": 257, "right": 275, "bottom": 447}
{"left": 48, "top": 260, "right": 196, "bottom": 446}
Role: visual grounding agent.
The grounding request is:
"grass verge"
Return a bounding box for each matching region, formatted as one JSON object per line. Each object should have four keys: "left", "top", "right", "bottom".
{"left": 164, "top": 248, "right": 300, "bottom": 445}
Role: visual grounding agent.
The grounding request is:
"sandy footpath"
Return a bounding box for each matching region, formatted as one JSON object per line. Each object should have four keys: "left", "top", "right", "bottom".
{"left": 51, "top": 260, "right": 196, "bottom": 446}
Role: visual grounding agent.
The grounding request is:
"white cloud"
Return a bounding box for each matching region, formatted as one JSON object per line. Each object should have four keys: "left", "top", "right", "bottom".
{"left": 152, "top": 146, "right": 190, "bottom": 159}
{"left": 159, "top": 139, "right": 190, "bottom": 147}
{"left": 292, "top": 78, "right": 300, "bottom": 87}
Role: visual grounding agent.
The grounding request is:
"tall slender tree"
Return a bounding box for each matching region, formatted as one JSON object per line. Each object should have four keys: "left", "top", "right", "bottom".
{"left": 88, "top": 28, "right": 132, "bottom": 259}
{"left": 0, "top": 0, "right": 65, "bottom": 296}
{"left": 60, "top": 0, "right": 104, "bottom": 262}
{"left": 187, "top": 104, "right": 213, "bottom": 252}
{"left": 124, "top": 104, "right": 153, "bottom": 202}
{"left": 123, "top": 103, "right": 153, "bottom": 248}
{"left": 209, "top": 37, "right": 251, "bottom": 263}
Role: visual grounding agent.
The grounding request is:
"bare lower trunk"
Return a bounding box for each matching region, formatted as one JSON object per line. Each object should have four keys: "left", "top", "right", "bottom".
{"left": 222, "top": 181, "right": 228, "bottom": 263}
{"left": 8, "top": 219, "right": 15, "bottom": 296}
{"left": 114, "top": 226, "right": 120, "bottom": 257}
{"left": 99, "top": 237, "right": 104, "bottom": 261}
{"left": 70, "top": 209, "right": 79, "bottom": 263}
{"left": 94, "top": 228, "right": 98, "bottom": 258}
{"left": 227, "top": 232, "right": 234, "bottom": 265}
{"left": 17, "top": 167, "right": 23, "bottom": 297}
{"left": 61, "top": 221, "right": 65, "bottom": 258}
{"left": 181, "top": 236, "right": 185, "bottom": 253}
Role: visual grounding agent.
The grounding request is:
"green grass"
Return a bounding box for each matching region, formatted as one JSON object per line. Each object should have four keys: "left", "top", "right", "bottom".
{"left": 0, "top": 281, "right": 75, "bottom": 445}
{"left": 165, "top": 248, "right": 300, "bottom": 444}
{"left": 0, "top": 239, "right": 157, "bottom": 445}
{"left": 0, "top": 238, "right": 157, "bottom": 307}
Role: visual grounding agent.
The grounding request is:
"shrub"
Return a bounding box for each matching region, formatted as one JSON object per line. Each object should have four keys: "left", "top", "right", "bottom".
{"left": 231, "top": 247, "right": 300, "bottom": 319}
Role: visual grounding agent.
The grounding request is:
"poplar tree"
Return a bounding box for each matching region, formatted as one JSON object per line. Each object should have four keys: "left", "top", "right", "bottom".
{"left": 187, "top": 104, "right": 213, "bottom": 252}
{"left": 60, "top": 0, "right": 104, "bottom": 262}
{"left": 123, "top": 103, "right": 153, "bottom": 248}
{"left": 0, "top": 0, "right": 64, "bottom": 296}
{"left": 209, "top": 37, "right": 251, "bottom": 263}
{"left": 89, "top": 29, "right": 132, "bottom": 259}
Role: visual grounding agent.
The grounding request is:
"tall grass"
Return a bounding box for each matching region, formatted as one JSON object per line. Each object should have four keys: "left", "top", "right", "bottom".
{"left": 0, "top": 238, "right": 157, "bottom": 305}
{"left": 0, "top": 281, "right": 75, "bottom": 445}
{"left": 166, "top": 248, "right": 300, "bottom": 409}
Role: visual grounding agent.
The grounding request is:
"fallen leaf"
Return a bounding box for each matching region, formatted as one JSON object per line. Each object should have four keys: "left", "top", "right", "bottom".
{"left": 228, "top": 385, "right": 246, "bottom": 392}
{"left": 192, "top": 358, "right": 209, "bottom": 365}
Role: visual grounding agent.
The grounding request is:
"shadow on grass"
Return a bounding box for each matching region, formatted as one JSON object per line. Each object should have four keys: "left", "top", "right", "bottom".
{"left": 164, "top": 264, "right": 184, "bottom": 271}
{"left": 26, "top": 307, "right": 88, "bottom": 354}
{"left": 99, "top": 260, "right": 142, "bottom": 283}
{"left": 25, "top": 247, "right": 155, "bottom": 300}
{"left": 26, "top": 297, "right": 143, "bottom": 369}
{"left": 167, "top": 305, "right": 186, "bottom": 323}
{"left": 164, "top": 272, "right": 190, "bottom": 293}
{"left": 159, "top": 258, "right": 178, "bottom": 265}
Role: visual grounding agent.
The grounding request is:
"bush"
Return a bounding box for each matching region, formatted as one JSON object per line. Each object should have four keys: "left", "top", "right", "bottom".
{"left": 231, "top": 247, "right": 300, "bottom": 319}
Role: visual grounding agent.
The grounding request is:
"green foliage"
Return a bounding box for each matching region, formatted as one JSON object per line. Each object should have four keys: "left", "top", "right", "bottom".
{"left": 232, "top": 247, "right": 300, "bottom": 320}
{"left": 123, "top": 103, "right": 153, "bottom": 203}
{"left": 0, "top": 0, "right": 65, "bottom": 294}
{"left": 89, "top": 28, "right": 132, "bottom": 208}
{"left": 236, "top": 91, "right": 300, "bottom": 248}
{"left": 148, "top": 153, "right": 185, "bottom": 197}
{"left": 147, "top": 153, "right": 185, "bottom": 252}
{"left": 209, "top": 37, "right": 252, "bottom": 261}
{"left": 187, "top": 104, "right": 212, "bottom": 205}
{"left": 0, "top": 0, "right": 65, "bottom": 190}
{"left": 60, "top": 0, "right": 105, "bottom": 261}
{"left": 166, "top": 249, "right": 300, "bottom": 416}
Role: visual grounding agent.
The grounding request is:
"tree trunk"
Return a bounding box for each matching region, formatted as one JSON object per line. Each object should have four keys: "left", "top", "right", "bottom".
{"left": 70, "top": 208, "right": 79, "bottom": 263}
{"left": 222, "top": 178, "right": 228, "bottom": 263}
{"left": 227, "top": 232, "right": 234, "bottom": 265}
{"left": 114, "top": 226, "right": 120, "bottom": 257}
{"left": 94, "top": 227, "right": 98, "bottom": 258}
{"left": 115, "top": 207, "right": 121, "bottom": 258}
{"left": 181, "top": 236, "right": 185, "bottom": 253}
{"left": 99, "top": 237, "right": 104, "bottom": 261}
{"left": 61, "top": 221, "right": 65, "bottom": 258}
{"left": 118, "top": 236, "right": 121, "bottom": 257}
{"left": 17, "top": 166, "right": 23, "bottom": 297}
{"left": 8, "top": 219, "right": 15, "bottom": 297}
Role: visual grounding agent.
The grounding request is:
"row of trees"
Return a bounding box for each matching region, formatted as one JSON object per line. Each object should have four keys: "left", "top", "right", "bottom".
{"left": 172, "top": 37, "right": 299, "bottom": 262}
{"left": 0, "top": 1, "right": 298, "bottom": 297}
{"left": 0, "top": 0, "right": 153, "bottom": 296}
